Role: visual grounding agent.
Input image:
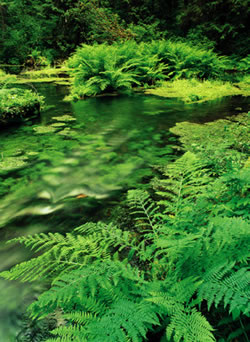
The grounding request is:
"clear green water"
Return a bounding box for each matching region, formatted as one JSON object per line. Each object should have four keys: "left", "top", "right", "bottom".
{"left": 0, "top": 83, "right": 249, "bottom": 340}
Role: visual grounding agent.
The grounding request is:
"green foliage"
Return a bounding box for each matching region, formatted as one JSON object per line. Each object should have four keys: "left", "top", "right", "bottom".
{"left": 0, "top": 88, "right": 44, "bottom": 124}
{"left": 176, "top": 0, "right": 250, "bottom": 55}
{"left": 128, "top": 21, "right": 167, "bottom": 42}
{"left": 198, "top": 262, "right": 250, "bottom": 317}
{"left": 1, "top": 0, "right": 249, "bottom": 71}
{"left": 148, "top": 40, "right": 229, "bottom": 79}
{"left": 1, "top": 130, "right": 249, "bottom": 341}
{"left": 152, "top": 151, "right": 211, "bottom": 218}
{"left": 68, "top": 39, "right": 230, "bottom": 98}
{"left": 0, "top": 0, "right": 88, "bottom": 66}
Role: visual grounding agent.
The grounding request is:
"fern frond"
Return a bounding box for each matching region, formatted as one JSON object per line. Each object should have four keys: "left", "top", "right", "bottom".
{"left": 88, "top": 299, "right": 160, "bottom": 342}
{"left": 0, "top": 252, "right": 61, "bottom": 282}
{"left": 47, "top": 325, "right": 86, "bottom": 342}
{"left": 0, "top": 231, "right": 109, "bottom": 282}
{"left": 153, "top": 151, "right": 211, "bottom": 217}
{"left": 28, "top": 260, "right": 143, "bottom": 319}
{"left": 198, "top": 262, "right": 250, "bottom": 317}
{"left": 63, "top": 311, "right": 97, "bottom": 326}
{"left": 127, "top": 189, "right": 160, "bottom": 233}
{"left": 166, "top": 308, "right": 215, "bottom": 342}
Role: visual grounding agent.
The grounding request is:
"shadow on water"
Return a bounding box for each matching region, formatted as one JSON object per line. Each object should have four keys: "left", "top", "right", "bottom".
{"left": 0, "top": 83, "right": 249, "bottom": 340}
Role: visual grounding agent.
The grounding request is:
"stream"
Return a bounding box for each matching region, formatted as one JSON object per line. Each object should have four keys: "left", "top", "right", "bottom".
{"left": 0, "top": 82, "right": 249, "bottom": 341}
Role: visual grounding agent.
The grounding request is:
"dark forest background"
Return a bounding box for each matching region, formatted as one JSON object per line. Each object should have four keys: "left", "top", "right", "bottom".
{"left": 1, "top": 0, "right": 249, "bottom": 67}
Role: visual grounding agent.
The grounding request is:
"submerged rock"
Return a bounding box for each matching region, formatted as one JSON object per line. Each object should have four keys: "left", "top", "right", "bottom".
{"left": 52, "top": 114, "right": 76, "bottom": 122}
{"left": 33, "top": 125, "right": 56, "bottom": 134}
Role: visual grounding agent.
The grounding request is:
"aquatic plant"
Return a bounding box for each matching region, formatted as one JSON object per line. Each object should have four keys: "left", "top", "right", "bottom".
{"left": 170, "top": 112, "right": 250, "bottom": 174}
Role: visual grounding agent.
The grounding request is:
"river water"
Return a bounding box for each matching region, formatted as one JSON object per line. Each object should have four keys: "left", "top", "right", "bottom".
{"left": 0, "top": 83, "right": 249, "bottom": 341}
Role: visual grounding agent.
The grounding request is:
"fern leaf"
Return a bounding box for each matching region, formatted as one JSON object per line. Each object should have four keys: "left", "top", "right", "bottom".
{"left": 127, "top": 189, "right": 160, "bottom": 232}
{"left": 198, "top": 262, "right": 250, "bottom": 316}
{"left": 166, "top": 308, "right": 215, "bottom": 342}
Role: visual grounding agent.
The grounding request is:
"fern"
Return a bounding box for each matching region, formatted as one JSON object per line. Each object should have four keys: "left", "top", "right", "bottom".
{"left": 198, "top": 263, "right": 250, "bottom": 317}
{"left": 148, "top": 278, "right": 215, "bottom": 342}
{"left": 87, "top": 300, "right": 160, "bottom": 342}
{"left": 127, "top": 189, "right": 160, "bottom": 233}
{"left": 154, "top": 216, "right": 250, "bottom": 281}
{"left": 166, "top": 308, "right": 215, "bottom": 342}
{"left": 152, "top": 151, "right": 211, "bottom": 219}
{"left": 1, "top": 135, "right": 249, "bottom": 341}
{"left": 28, "top": 260, "right": 144, "bottom": 318}
{"left": 0, "top": 222, "right": 138, "bottom": 283}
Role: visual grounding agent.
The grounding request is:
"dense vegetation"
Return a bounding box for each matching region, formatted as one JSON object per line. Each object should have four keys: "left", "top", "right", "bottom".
{"left": 1, "top": 0, "right": 249, "bottom": 68}
{"left": 1, "top": 112, "right": 249, "bottom": 341}
{"left": 67, "top": 40, "right": 249, "bottom": 98}
{"left": 0, "top": 0, "right": 249, "bottom": 341}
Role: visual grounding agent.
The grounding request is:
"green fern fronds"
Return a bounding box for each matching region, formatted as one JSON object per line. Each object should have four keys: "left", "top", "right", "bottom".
{"left": 127, "top": 189, "right": 160, "bottom": 233}
{"left": 166, "top": 308, "right": 215, "bottom": 342}
{"left": 198, "top": 263, "right": 250, "bottom": 317}
{"left": 152, "top": 151, "right": 211, "bottom": 218}
{"left": 92, "top": 301, "right": 159, "bottom": 342}
{"left": 47, "top": 300, "right": 159, "bottom": 342}
{"left": 28, "top": 260, "right": 143, "bottom": 319}
{"left": 0, "top": 231, "right": 109, "bottom": 282}
{"left": 148, "top": 278, "right": 215, "bottom": 342}
{"left": 0, "top": 222, "right": 139, "bottom": 283}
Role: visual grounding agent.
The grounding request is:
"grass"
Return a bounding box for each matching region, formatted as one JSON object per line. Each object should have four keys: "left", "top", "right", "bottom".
{"left": 145, "top": 79, "right": 246, "bottom": 103}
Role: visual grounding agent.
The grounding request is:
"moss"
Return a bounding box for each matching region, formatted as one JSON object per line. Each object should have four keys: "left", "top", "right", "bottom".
{"left": 170, "top": 112, "right": 250, "bottom": 171}
{"left": 0, "top": 67, "right": 71, "bottom": 85}
{"left": 57, "top": 127, "right": 78, "bottom": 137}
{"left": 19, "top": 66, "right": 69, "bottom": 79}
{"left": 50, "top": 122, "right": 67, "bottom": 127}
{"left": 52, "top": 115, "right": 76, "bottom": 122}
{"left": 0, "top": 88, "right": 44, "bottom": 125}
{"left": 146, "top": 79, "right": 245, "bottom": 103}
{"left": 0, "top": 155, "right": 28, "bottom": 171}
{"left": 236, "top": 75, "right": 250, "bottom": 96}
{"left": 33, "top": 125, "right": 57, "bottom": 134}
